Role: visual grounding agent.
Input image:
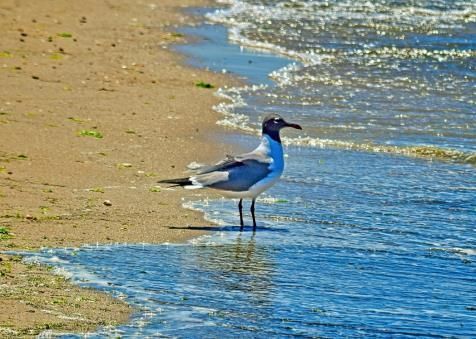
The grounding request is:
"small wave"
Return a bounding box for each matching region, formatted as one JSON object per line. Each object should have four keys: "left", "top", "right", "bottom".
{"left": 212, "top": 82, "right": 476, "bottom": 165}
{"left": 282, "top": 135, "right": 476, "bottom": 165}
{"left": 226, "top": 25, "right": 326, "bottom": 66}
{"left": 345, "top": 46, "right": 476, "bottom": 61}
{"left": 213, "top": 0, "right": 476, "bottom": 28}
{"left": 207, "top": 1, "right": 476, "bottom": 166}
{"left": 215, "top": 107, "right": 475, "bottom": 164}
{"left": 208, "top": 0, "right": 476, "bottom": 66}
{"left": 207, "top": 2, "right": 330, "bottom": 66}
{"left": 429, "top": 247, "right": 476, "bottom": 258}
{"left": 214, "top": 85, "right": 265, "bottom": 133}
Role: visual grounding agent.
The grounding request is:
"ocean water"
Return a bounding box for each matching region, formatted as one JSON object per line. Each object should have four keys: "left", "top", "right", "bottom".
{"left": 24, "top": 144, "right": 476, "bottom": 337}
{"left": 203, "top": 0, "right": 475, "bottom": 159}
{"left": 17, "top": 1, "right": 476, "bottom": 337}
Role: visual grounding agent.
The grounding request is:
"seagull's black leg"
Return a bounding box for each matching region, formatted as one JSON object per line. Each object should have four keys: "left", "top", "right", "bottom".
{"left": 251, "top": 198, "right": 257, "bottom": 231}
{"left": 238, "top": 199, "right": 244, "bottom": 231}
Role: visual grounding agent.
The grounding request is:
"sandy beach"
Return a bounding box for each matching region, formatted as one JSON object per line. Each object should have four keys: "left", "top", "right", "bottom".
{"left": 0, "top": 0, "right": 234, "bottom": 335}
{"left": 2, "top": 0, "right": 475, "bottom": 336}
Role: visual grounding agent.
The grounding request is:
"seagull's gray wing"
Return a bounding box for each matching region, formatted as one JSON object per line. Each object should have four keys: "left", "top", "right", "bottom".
{"left": 191, "top": 152, "right": 272, "bottom": 192}
{"left": 195, "top": 155, "right": 237, "bottom": 174}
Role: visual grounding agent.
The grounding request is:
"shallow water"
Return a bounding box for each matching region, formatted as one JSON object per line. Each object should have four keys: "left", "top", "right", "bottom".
{"left": 24, "top": 145, "right": 476, "bottom": 336}
{"left": 196, "top": 0, "right": 476, "bottom": 163}
{"left": 23, "top": 142, "right": 476, "bottom": 337}
{"left": 15, "top": 1, "right": 476, "bottom": 337}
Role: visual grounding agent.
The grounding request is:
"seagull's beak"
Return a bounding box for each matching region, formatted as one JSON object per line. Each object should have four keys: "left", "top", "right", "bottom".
{"left": 284, "top": 121, "right": 302, "bottom": 130}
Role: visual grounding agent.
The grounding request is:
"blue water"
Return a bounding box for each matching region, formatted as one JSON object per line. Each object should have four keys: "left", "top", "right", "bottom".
{"left": 21, "top": 145, "right": 476, "bottom": 336}
{"left": 177, "top": 24, "right": 293, "bottom": 86}
{"left": 201, "top": 0, "right": 476, "bottom": 159}
{"left": 14, "top": 1, "right": 476, "bottom": 337}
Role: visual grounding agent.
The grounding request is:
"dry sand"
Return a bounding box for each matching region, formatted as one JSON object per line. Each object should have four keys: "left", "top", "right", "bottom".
{"left": 0, "top": 0, "right": 236, "bottom": 335}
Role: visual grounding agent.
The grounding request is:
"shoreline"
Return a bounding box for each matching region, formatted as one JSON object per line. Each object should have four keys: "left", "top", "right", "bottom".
{"left": 0, "top": 0, "right": 237, "bottom": 335}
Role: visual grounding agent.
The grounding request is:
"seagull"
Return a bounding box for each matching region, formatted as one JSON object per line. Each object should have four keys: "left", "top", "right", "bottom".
{"left": 159, "top": 114, "right": 302, "bottom": 231}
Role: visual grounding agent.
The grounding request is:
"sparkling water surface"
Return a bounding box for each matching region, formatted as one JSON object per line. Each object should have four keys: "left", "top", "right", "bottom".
{"left": 27, "top": 145, "right": 475, "bottom": 337}
{"left": 204, "top": 0, "right": 475, "bottom": 155}
{"left": 17, "top": 1, "right": 476, "bottom": 337}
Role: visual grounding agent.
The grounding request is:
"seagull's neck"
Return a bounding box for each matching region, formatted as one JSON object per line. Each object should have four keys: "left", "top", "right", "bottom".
{"left": 259, "top": 133, "right": 284, "bottom": 172}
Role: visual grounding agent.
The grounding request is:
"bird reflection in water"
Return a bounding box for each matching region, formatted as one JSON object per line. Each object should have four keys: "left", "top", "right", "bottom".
{"left": 197, "top": 233, "right": 275, "bottom": 306}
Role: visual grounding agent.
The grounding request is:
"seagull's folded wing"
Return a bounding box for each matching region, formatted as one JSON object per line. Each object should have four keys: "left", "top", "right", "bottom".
{"left": 190, "top": 152, "right": 273, "bottom": 192}
{"left": 194, "top": 155, "right": 237, "bottom": 174}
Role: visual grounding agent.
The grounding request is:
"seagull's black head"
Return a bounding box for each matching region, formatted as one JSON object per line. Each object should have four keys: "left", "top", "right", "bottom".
{"left": 262, "top": 113, "right": 302, "bottom": 142}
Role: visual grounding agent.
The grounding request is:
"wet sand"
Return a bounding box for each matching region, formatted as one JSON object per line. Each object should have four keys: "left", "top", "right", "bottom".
{"left": 0, "top": 0, "right": 234, "bottom": 335}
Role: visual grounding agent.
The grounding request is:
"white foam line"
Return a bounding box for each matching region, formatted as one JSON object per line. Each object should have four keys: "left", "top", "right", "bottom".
{"left": 202, "top": 2, "right": 474, "bottom": 165}
{"left": 207, "top": 0, "right": 476, "bottom": 67}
